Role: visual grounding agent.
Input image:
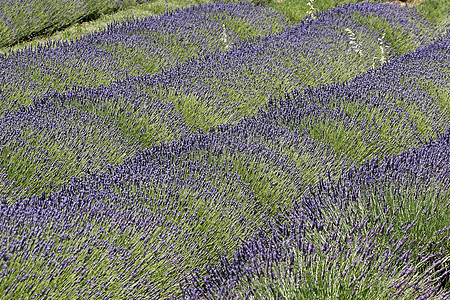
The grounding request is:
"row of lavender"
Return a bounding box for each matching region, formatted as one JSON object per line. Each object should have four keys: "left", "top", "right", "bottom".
{"left": 0, "top": 1, "right": 440, "bottom": 113}
{"left": 181, "top": 128, "right": 450, "bottom": 299}
{"left": 0, "top": 33, "right": 449, "bottom": 298}
{"left": 0, "top": 1, "right": 293, "bottom": 201}
{"left": 0, "top": 0, "right": 154, "bottom": 47}
{"left": 1, "top": 2, "right": 448, "bottom": 202}
{"left": 112, "top": 0, "right": 447, "bottom": 132}
{"left": 0, "top": 1, "right": 293, "bottom": 112}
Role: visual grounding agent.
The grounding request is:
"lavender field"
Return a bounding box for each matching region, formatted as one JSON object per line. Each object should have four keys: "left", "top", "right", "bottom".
{"left": 0, "top": 0, "right": 449, "bottom": 299}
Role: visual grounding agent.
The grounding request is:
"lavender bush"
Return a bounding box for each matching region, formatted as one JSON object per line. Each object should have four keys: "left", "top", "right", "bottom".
{"left": 1, "top": 33, "right": 449, "bottom": 298}
{"left": 0, "top": 98, "right": 143, "bottom": 202}
{"left": 0, "top": 1, "right": 293, "bottom": 112}
{"left": 181, "top": 128, "right": 450, "bottom": 299}
{"left": 0, "top": 1, "right": 449, "bottom": 299}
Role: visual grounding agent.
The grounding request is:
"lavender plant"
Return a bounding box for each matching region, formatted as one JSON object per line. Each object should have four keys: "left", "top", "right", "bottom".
{"left": 181, "top": 129, "right": 450, "bottom": 299}
{"left": 0, "top": 1, "right": 293, "bottom": 111}
{"left": 0, "top": 1, "right": 449, "bottom": 299}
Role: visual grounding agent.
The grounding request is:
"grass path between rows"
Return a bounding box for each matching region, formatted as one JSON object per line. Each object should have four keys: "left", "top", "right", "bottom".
{"left": 1, "top": 0, "right": 448, "bottom": 56}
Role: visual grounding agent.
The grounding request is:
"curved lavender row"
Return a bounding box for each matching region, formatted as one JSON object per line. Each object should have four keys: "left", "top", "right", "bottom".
{"left": 2, "top": 29, "right": 448, "bottom": 204}
{"left": 0, "top": 0, "right": 155, "bottom": 47}
{"left": 0, "top": 1, "right": 293, "bottom": 112}
{"left": 0, "top": 34, "right": 449, "bottom": 297}
{"left": 112, "top": 1, "right": 444, "bottom": 132}
{"left": 0, "top": 95, "right": 148, "bottom": 203}
{"left": 265, "top": 31, "right": 450, "bottom": 162}
{"left": 0, "top": 114, "right": 345, "bottom": 298}
{"left": 181, "top": 129, "right": 450, "bottom": 299}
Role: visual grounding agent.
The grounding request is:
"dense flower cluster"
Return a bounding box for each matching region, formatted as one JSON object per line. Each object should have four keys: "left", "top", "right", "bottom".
{"left": 0, "top": 0, "right": 293, "bottom": 111}
{"left": 0, "top": 1, "right": 449, "bottom": 299}
{"left": 2, "top": 1, "right": 446, "bottom": 201}
{"left": 181, "top": 128, "right": 450, "bottom": 299}
{"left": 0, "top": 97, "right": 143, "bottom": 201}
{"left": 1, "top": 32, "right": 449, "bottom": 298}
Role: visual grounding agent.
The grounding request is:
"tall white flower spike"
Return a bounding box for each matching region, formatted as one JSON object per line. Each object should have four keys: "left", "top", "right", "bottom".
{"left": 306, "top": 0, "right": 317, "bottom": 20}
{"left": 345, "top": 27, "right": 363, "bottom": 57}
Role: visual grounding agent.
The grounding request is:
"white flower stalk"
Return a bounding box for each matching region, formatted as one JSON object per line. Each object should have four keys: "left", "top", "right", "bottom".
{"left": 345, "top": 27, "right": 363, "bottom": 57}
{"left": 372, "top": 33, "right": 390, "bottom": 69}
{"left": 378, "top": 33, "right": 388, "bottom": 64}
{"left": 221, "top": 24, "right": 232, "bottom": 51}
{"left": 306, "top": 0, "right": 317, "bottom": 20}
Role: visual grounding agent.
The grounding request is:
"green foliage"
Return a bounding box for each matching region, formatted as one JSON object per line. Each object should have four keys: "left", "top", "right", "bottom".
{"left": 0, "top": 107, "right": 141, "bottom": 202}
{"left": 266, "top": 0, "right": 372, "bottom": 23}
{"left": 230, "top": 167, "right": 450, "bottom": 299}
{"left": 414, "top": 0, "right": 450, "bottom": 23}
{"left": 0, "top": 0, "right": 449, "bottom": 298}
